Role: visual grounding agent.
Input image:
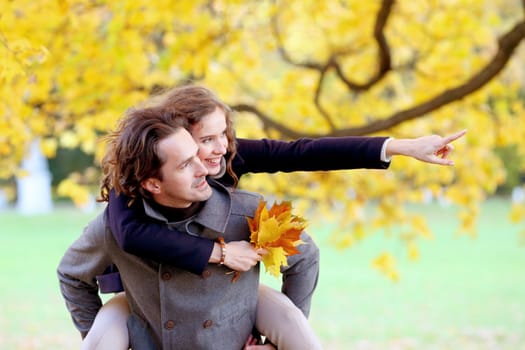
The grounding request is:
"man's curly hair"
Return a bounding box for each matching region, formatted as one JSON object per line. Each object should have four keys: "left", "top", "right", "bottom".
{"left": 99, "top": 107, "right": 187, "bottom": 204}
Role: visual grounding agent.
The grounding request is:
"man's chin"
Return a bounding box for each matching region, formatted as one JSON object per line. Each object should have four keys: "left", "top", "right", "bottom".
{"left": 198, "top": 187, "right": 212, "bottom": 200}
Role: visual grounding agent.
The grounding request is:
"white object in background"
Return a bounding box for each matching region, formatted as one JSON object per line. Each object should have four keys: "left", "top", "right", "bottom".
{"left": 512, "top": 186, "right": 525, "bottom": 204}
{"left": 16, "top": 140, "right": 53, "bottom": 214}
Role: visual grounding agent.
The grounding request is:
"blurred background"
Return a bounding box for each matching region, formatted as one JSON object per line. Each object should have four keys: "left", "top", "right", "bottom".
{"left": 1, "top": 1, "right": 524, "bottom": 349}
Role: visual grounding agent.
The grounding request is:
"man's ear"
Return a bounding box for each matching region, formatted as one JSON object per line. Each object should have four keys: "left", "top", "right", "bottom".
{"left": 141, "top": 178, "right": 161, "bottom": 194}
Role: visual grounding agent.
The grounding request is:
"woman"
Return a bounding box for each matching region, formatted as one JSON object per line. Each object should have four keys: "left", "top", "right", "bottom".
{"left": 86, "top": 84, "right": 465, "bottom": 349}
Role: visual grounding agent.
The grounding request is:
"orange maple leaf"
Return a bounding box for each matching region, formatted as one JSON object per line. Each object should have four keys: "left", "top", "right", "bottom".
{"left": 247, "top": 200, "right": 307, "bottom": 277}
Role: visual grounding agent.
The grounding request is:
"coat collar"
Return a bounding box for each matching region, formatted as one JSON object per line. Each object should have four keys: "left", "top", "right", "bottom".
{"left": 142, "top": 178, "right": 231, "bottom": 234}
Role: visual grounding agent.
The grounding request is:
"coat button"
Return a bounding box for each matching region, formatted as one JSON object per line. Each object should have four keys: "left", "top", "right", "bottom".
{"left": 203, "top": 319, "right": 213, "bottom": 328}
{"left": 202, "top": 270, "right": 212, "bottom": 278}
{"left": 165, "top": 320, "right": 175, "bottom": 329}
{"left": 161, "top": 272, "right": 172, "bottom": 280}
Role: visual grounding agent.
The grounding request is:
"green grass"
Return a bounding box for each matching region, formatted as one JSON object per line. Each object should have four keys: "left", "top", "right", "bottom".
{"left": 0, "top": 208, "right": 100, "bottom": 350}
{"left": 1, "top": 199, "right": 524, "bottom": 349}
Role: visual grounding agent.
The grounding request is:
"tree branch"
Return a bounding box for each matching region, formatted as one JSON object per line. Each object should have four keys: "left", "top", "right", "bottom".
{"left": 335, "top": 19, "right": 525, "bottom": 136}
{"left": 333, "top": 0, "right": 394, "bottom": 91}
{"left": 231, "top": 104, "right": 309, "bottom": 139}
{"left": 236, "top": 18, "right": 525, "bottom": 138}
{"left": 313, "top": 64, "right": 337, "bottom": 130}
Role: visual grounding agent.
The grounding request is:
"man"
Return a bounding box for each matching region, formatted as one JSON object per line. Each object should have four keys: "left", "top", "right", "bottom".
{"left": 57, "top": 108, "right": 319, "bottom": 349}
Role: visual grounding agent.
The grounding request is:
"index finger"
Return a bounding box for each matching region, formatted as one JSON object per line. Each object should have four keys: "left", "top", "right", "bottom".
{"left": 443, "top": 129, "right": 467, "bottom": 144}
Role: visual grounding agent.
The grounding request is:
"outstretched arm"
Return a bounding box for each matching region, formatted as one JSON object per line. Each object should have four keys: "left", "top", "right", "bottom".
{"left": 227, "top": 131, "right": 465, "bottom": 183}
{"left": 229, "top": 136, "right": 391, "bottom": 181}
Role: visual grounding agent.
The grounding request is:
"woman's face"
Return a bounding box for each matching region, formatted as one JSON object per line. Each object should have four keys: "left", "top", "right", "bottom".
{"left": 190, "top": 106, "right": 229, "bottom": 176}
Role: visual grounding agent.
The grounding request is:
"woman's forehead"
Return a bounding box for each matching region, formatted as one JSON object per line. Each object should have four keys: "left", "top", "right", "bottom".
{"left": 191, "top": 107, "right": 227, "bottom": 135}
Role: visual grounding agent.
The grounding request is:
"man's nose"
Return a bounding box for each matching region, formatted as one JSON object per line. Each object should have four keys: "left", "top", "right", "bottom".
{"left": 194, "top": 157, "right": 209, "bottom": 176}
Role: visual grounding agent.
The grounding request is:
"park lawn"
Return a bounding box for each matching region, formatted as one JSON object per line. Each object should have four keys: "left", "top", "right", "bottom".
{"left": 1, "top": 198, "right": 524, "bottom": 349}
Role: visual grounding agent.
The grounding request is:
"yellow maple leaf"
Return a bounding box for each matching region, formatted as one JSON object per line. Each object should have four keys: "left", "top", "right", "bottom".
{"left": 247, "top": 200, "right": 307, "bottom": 277}
{"left": 261, "top": 246, "right": 288, "bottom": 277}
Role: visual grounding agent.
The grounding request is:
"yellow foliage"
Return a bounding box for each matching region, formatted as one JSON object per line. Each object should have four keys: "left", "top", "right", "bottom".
{"left": 1, "top": 0, "right": 524, "bottom": 280}
{"left": 372, "top": 252, "right": 399, "bottom": 282}
{"left": 57, "top": 178, "right": 91, "bottom": 207}
{"left": 407, "top": 241, "right": 420, "bottom": 261}
{"left": 411, "top": 216, "right": 434, "bottom": 239}
{"left": 41, "top": 138, "right": 58, "bottom": 158}
{"left": 510, "top": 203, "right": 525, "bottom": 223}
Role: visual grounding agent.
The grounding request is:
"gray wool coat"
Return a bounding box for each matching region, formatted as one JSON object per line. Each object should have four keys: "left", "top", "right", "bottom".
{"left": 58, "top": 180, "right": 262, "bottom": 350}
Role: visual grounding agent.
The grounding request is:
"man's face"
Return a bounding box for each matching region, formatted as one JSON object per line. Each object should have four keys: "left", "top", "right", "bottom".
{"left": 145, "top": 128, "right": 212, "bottom": 208}
{"left": 190, "top": 107, "right": 229, "bottom": 176}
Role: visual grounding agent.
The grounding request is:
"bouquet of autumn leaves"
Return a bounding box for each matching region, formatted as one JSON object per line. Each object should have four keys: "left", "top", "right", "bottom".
{"left": 246, "top": 200, "right": 307, "bottom": 277}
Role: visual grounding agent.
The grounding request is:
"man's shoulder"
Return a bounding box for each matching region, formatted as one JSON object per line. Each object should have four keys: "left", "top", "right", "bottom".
{"left": 207, "top": 178, "right": 263, "bottom": 216}
{"left": 83, "top": 210, "right": 108, "bottom": 237}
{"left": 229, "top": 188, "right": 263, "bottom": 201}
{"left": 228, "top": 188, "right": 263, "bottom": 217}
{"left": 208, "top": 178, "right": 262, "bottom": 202}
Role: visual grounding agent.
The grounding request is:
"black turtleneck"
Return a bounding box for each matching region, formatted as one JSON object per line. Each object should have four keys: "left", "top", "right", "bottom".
{"left": 146, "top": 200, "right": 204, "bottom": 222}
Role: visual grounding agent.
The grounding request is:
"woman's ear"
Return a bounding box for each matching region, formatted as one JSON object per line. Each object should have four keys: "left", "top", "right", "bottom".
{"left": 141, "top": 178, "right": 161, "bottom": 194}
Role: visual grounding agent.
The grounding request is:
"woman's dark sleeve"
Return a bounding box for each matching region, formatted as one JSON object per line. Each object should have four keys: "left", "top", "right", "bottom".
{"left": 107, "top": 189, "right": 214, "bottom": 275}
{"left": 231, "top": 136, "right": 391, "bottom": 178}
